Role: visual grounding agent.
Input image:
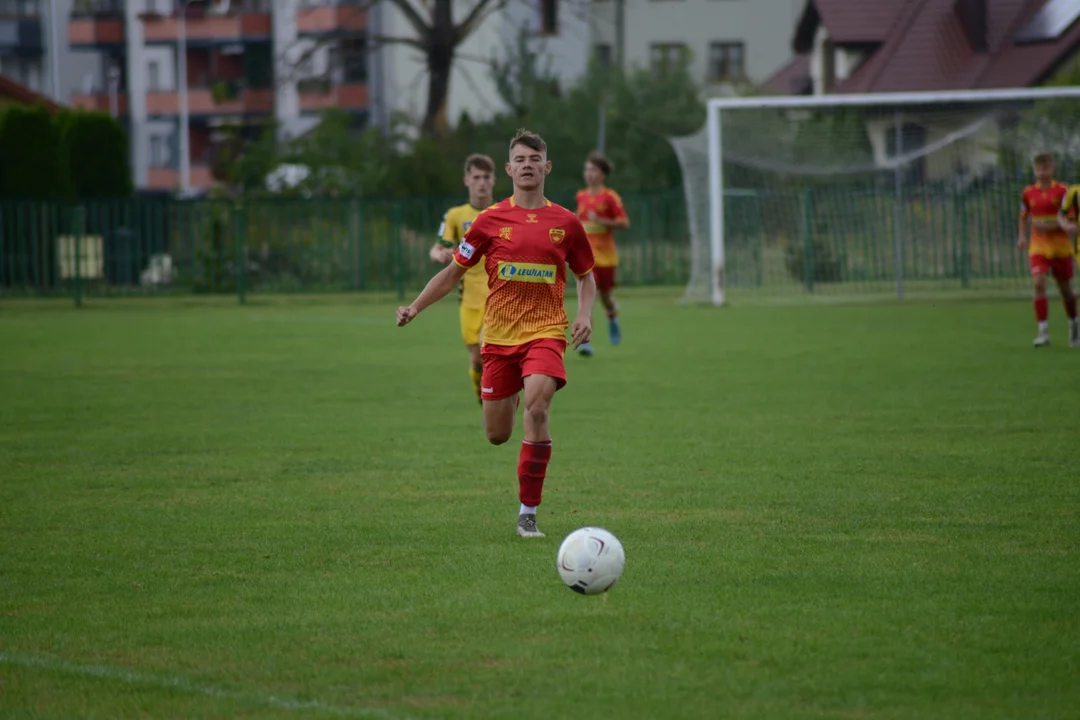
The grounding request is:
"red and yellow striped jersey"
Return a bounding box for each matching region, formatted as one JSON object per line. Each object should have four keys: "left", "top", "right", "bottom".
{"left": 453, "top": 198, "right": 595, "bottom": 347}
{"left": 575, "top": 187, "right": 627, "bottom": 268}
{"left": 1021, "top": 181, "right": 1072, "bottom": 258}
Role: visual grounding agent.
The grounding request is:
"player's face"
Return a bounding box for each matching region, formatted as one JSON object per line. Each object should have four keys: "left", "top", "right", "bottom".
{"left": 506, "top": 143, "right": 551, "bottom": 191}
{"left": 464, "top": 168, "right": 494, "bottom": 203}
{"left": 1034, "top": 161, "right": 1054, "bottom": 183}
{"left": 584, "top": 161, "right": 605, "bottom": 188}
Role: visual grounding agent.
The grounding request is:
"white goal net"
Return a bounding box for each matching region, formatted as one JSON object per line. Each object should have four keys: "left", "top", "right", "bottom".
{"left": 672, "top": 87, "right": 1080, "bottom": 305}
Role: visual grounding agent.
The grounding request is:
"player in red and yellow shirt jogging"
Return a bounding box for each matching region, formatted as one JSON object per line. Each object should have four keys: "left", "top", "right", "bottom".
{"left": 574, "top": 152, "right": 629, "bottom": 356}
{"left": 1017, "top": 153, "right": 1078, "bottom": 347}
{"left": 397, "top": 129, "right": 597, "bottom": 539}
{"left": 428, "top": 154, "right": 496, "bottom": 403}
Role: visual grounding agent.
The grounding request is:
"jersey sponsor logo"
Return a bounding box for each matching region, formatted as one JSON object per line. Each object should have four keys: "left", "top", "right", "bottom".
{"left": 459, "top": 240, "right": 477, "bottom": 259}
{"left": 526, "top": 213, "right": 538, "bottom": 223}
{"left": 549, "top": 228, "right": 566, "bottom": 244}
{"left": 500, "top": 226, "right": 513, "bottom": 240}
{"left": 497, "top": 262, "right": 556, "bottom": 283}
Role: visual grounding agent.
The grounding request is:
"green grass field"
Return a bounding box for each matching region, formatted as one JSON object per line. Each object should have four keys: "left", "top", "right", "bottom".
{"left": 1, "top": 290, "right": 1077, "bottom": 719}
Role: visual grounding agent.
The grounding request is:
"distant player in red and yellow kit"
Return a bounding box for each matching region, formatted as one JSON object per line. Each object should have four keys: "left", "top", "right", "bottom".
{"left": 575, "top": 151, "right": 629, "bottom": 356}
{"left": 397, "top": 129, "right": 597, "bottom": 538}
{"left": 1017, "top": 153, "right": 1078, "bottom": 347}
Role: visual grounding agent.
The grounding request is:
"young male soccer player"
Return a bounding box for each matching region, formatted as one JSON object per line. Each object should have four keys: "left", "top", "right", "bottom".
{"left": 429, "top": 154, "right": 496, "bottom": 402}
{"left": 1017, "top": 153, "right": 1078, "bottom": 347}
{"left": 574, "top": 151, "right": 629, "bottom": 357}
{"left": 397, "top": 129, "right": 597, "bottom": 538}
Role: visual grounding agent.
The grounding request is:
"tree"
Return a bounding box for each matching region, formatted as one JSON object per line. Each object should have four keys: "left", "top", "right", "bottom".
{"left": 61, "top": 110, "right": 133, "bottom": 199}
{"left": 284, "top": 0, "right": 508, "bottom": 137}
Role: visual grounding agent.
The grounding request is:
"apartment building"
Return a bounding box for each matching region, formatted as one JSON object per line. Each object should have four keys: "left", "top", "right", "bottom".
{"left": 64, "top": 0, "right": 589, "bottom": 193}
{"left": 0, "top": 0, "right": 101, "bottom": 101}
{"left": 590, "top": 0, "right": 801, "bottom": 90}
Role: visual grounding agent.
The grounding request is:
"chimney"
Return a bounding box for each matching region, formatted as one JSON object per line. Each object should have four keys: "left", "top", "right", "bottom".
{"left": 955, "top": 0, "right": 988, "bottom": 52}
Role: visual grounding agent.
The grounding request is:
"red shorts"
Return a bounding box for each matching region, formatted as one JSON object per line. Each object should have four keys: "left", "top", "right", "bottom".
{"left": 594, "top": 266, "right": 617, "bottom": 293}
{"left": 481, "top": 338, "right": 567, "bottom": 401}
{"left": 1030, "top": 254, "right": 1074, "bottom": 281}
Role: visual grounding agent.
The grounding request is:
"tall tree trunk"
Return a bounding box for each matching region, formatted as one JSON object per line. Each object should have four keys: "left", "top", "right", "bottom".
{"left": 422, "top": 0, "right": 454, "bottom": 137}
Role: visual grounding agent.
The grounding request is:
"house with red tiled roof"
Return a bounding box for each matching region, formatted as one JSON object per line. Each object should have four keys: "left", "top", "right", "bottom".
{"left": 0, "top": 74, "right": 62, "bottom": 114}
{"left": 761, "top": 0, "right": 1080, "bottom": 181}
{"left": 766, "top": 0, "right": 1080, "bottom": 95}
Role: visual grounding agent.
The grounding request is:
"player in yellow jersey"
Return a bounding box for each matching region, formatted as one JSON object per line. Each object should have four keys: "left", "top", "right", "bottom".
{"left": 429, "top": 154, "right": 496, "bottom": 401}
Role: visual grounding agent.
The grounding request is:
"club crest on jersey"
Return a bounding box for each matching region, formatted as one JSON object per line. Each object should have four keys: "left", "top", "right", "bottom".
{"left": 462, "top": 221, "right": 472, "bottom": 232}
{"left": 549, "top": 228, "right": 566, "bottom": 245}
{"left": 500, "top": 226, "right": 513, "bottom": 240}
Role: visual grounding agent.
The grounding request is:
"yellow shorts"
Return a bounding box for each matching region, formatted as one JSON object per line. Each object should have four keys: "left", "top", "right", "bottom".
{"left": 460, "top": 305, "right": 484, "bottom": 346}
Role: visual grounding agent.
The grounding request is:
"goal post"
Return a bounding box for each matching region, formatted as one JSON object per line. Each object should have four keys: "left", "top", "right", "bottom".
{"left": 676, "top": 86, "right": 1080, "bottom": 306}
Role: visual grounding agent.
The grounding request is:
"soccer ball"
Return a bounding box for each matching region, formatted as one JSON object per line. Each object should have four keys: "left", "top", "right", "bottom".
{"left": 556, "top": 527, "right": 625, "bottom": 595}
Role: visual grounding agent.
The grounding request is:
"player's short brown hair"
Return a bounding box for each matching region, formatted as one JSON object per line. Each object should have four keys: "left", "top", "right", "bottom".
{"left": 1033, "top": 152, "right": 1055, "bottom": 166}
{"left": 586, "top": 151, "right": 613, "bottom": 177}
{"left": 464, "top": 153, "right": 494, "bottom": 175}
{"left": 509, "top": 128, "right": 547, "bottom": 155}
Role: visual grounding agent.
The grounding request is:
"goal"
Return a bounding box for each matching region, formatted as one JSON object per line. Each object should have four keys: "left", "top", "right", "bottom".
{"left": 673, "top": 87, "right": 1080, "bottom": 305}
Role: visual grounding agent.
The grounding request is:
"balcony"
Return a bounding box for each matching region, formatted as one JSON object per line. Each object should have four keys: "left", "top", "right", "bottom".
{"left": 71, "top": 91, "right": 128, "bottom": 115}
{"left": 147, "top": 165, "right": 215, "bottom": 191}
{"left": 297, "top": 5, "right": 366, "bottom": 36}
{"left": 298, "top": 82, "right": 367, "bottom": 113}
{"left": 146, "top": 85, "right": 273, "bottom": 117}
{"left": 141, "top": 6, "right": 271, "bottom": 45}
{"left": 68, "top": 0, "right": 124, "bottom": 48}
{"left": 0, "top": 0, "right": 43, "bottom": 54}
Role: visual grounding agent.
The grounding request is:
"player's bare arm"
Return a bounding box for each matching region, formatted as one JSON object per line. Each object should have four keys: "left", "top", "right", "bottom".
{"left": 429, "top": 243, "right": 454, "bottom": 264}
{"left": 570, "top": 272, "right": 597, "bottom": 349}
{"left": 1017, "top": 211, "right": 1028, "bottom": 249}
{"left": 586, "top": 213, "right": 630, "bottom": 230}
{"left": 1058, "top": 212, "right": 1078, "bottom": 234}
{"left": 396, "top": 262, "right": 468, "bottom": 326}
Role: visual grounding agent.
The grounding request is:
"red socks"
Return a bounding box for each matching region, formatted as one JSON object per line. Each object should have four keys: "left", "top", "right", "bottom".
{"left": 1065, "top": 296, "right": 1078, "bottom": 320}
{"left": 1035, "top": 297, "right": 1049, "bottom": 322}
{"left": 518, "top": 440, "right": 552, "bottom": 507}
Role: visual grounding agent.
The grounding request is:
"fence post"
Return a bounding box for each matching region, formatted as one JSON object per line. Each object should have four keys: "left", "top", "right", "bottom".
{"left": 801, "top": 188, "right": 814, "bottom": 293}
{"left": 73, "top": 204, "right": 85, "bottom": 308}
{"left": 234, "top": 202, "right": 247, "bottom": 305}
{"left": 957, "top": 191, "right": 969, "bottom": 288}
{"left": 392, "top": 202, "right": 405, "bottom": 301}
{"left": 349, "top": 198, "right": 362, "bottom": 290}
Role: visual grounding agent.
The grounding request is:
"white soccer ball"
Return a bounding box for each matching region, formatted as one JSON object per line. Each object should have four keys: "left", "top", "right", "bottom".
{"left": 556, "top": 527, "right": 625, "bottom": 595}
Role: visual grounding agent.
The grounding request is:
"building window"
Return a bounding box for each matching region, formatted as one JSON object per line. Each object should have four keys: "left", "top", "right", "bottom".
{"left": 534, "top": 0, "right": 557, "bottom": 36}
{"left": 650, "top": 43, "right": 687, "bottom": 78}
{"left": 147, "top": 60, "right": 161, "bottom": 91}
{"left": 594, "top": 44, "right": 612, "bottom": 67}
{"left": 340, "top": 37, "right": 367, "bottom": 83}
{"left": 708, "top": 41, "right": 744, "bottom": 83}
{"left": 149, "top": 135, "right": 165, "bottom": 167}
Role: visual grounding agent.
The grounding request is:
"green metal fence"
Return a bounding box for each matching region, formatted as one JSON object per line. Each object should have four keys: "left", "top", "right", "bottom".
{"left": 0, "top": 184, "right": 1046, "bottom": 304}
{"left": 0, "top": 192, "right": 690, "bottom": 302}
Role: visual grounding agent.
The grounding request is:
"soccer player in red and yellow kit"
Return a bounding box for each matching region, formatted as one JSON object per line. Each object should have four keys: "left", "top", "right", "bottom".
{"left": 574, "top": 152, "right": 629, "bottom": 356}
{"left": 397, "top": 129, "right": 597, "bottom": 538}
{"left": 1017, "top": 153, "right": 1078, "bottom": 347}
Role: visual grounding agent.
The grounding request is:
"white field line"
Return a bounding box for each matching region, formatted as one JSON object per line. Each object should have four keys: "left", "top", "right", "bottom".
{"left": 0, "top": 652, "right": 417, "bottom": 720}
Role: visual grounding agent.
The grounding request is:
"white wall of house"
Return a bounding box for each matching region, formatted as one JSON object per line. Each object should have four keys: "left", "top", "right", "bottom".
{"left": 593, "top": 0, "right": 801, "bottom": 91}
